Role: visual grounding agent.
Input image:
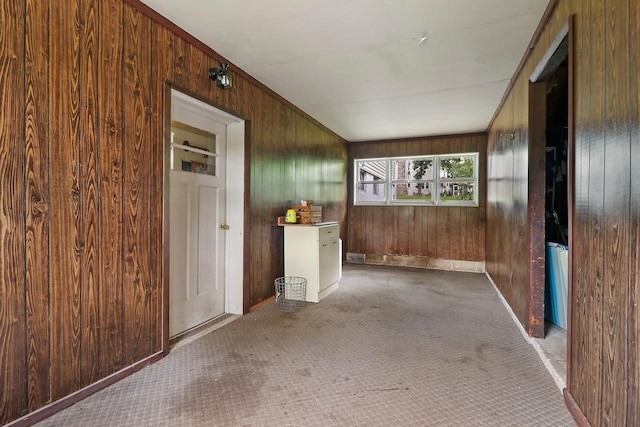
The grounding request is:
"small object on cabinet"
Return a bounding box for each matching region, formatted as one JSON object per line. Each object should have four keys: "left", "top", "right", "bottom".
{"left": 285, "top": 209, "right": 297, "bottom": 223}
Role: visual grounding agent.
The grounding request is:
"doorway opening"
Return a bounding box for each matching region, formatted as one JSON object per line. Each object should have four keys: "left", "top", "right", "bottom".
{"left": 165, "top": 89, "right": 245, "bottom": 348}
{"left": 527, "top": 20, "right": 572, "bottom": 388}
{"left": 545, "top": 61, "right": 569, "bottom": 248}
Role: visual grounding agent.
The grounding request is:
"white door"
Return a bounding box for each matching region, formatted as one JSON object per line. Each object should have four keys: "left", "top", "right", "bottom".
{"left": 169, "top": 101, "right": 227, "bottom": 338}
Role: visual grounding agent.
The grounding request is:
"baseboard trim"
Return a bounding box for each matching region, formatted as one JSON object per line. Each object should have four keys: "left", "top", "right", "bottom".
{"left": 484, "top": 272, "right": 566, "bottom": 392}
{"left": 564, "top": 389, "right": 591, "bottom": 426}
{"left": 7, "top": 352, "right": 164, "bottom": 427}
{"left": 250, "top": 295, "right": 275, "bottom": 312}
{"left": 345, "top": 253, "right": 485, "bottom": 273}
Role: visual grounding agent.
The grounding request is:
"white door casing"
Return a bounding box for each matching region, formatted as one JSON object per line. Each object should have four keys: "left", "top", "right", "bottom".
{"left": 169, "top": 90, "right": 244, "bottom": 338}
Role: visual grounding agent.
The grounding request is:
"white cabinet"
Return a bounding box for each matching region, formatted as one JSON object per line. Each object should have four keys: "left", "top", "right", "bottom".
{"left": 283, "top": 223, "right": 341, "bottom": 303}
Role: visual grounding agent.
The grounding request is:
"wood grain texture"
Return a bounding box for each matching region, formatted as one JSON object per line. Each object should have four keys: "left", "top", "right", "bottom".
{"left": 241, "top": 112, "right": 253, "bottom": 314}
{"left": 8, "top": 0, "right": 640, "bottom": 424}
{"left": 122, "top": 5, "right": 153, "bottom": 366}
{"left": 564, "top": 13, "right": 575, "bottom": 392}
{"left": 0, "top": 0, "right": 27, "bottom": 423}
{"left": 601, "top": 0, "right": 630, "bottom": 423}
{"left": 425, "top": 206, "right": 437, "bottom": 257}
{"left": 0, "top": 0, "right": 334, "bottom": 423}
{"left": 155, "top": 26, "right": 175, "bottom": 348}
{"left": 172, "top": 32, "right": 187, "bottom": 87}
{"left": 260, "top": 94, "right": 275, "bottom": 299}
{"left": 584, "top": 0, "right": 605, "bottom": 421}
{"left": 347, "top": 134, "right": 486, "bottom": 263}
{"left": 186, "top": 44, "right": 205, "bottom": 95}
{"left": 98, "top": 0, "right": 125, "bottom": 377}
{"left": 487, "top": 0, "right": 640, "bottom": 424}
{"left": 487, "top": 94, "right": 528, "bottom": 325}
{"left": 49, "top": 0, "right": 83, "bottom": 401}
{"left": 79, "top": 0, "right": 101, "bottom": 389}
{"left": 511, "top": 79, "right": 529, "bottom": 326}
{"left": 248, "top": 86, "right": 262, "bottom": 306}
{"left": 150, "top": 8, "right": 169, "bottom": 355}
{"left": 526, "top": 82, "right": 547, "bottom": 338}
{"left": 24, "top": 0, "right": 50, "bottom": 412}
{"left": 629, "top": 1, "right": 640, "bottom": 424}
{"left": 570, "top": 0, "right": 587, "bottom": 398}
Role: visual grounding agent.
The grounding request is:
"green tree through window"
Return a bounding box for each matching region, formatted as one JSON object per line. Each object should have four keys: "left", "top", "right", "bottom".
{"left": 355, "top": 153, "right": 477, "bottom": 206}
{"left": 440, "top": 157, "right": 474, "bottom": 178}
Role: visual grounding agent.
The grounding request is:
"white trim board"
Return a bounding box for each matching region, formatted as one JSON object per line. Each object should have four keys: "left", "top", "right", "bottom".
{"left": 484, "top": 272, "right": 566, "bottom": 392}
{"left": 171, "top": 89, "right": 245, "bottom": 315}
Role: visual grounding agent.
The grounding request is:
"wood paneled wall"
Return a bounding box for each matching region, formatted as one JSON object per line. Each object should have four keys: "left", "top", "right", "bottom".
{"left": 486, "top": 0, "right": 639, "bottom": 424}
{"left": 0, "top": 0, "right": 346, "bottom": 424}
{"left": 347, "top": 134, "right": 486, "bottom": 264}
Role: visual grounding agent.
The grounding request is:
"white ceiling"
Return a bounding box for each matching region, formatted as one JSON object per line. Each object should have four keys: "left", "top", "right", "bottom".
{"left": 142, "top": 0, "right": 548, "bottom": 142}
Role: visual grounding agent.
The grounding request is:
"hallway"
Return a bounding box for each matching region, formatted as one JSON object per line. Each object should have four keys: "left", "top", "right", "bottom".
{"left": 36, "top": 264, "right": 573, "bottom": 426}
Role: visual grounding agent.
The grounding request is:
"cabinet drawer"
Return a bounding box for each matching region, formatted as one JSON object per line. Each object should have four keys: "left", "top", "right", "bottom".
{"left": 318, "top": 224, "right": 339, "bottom": 240}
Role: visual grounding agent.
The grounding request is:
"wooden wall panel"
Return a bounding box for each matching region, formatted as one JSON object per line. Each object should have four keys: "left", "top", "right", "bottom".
{"left": 149, "top": 10, "right": 168, "bottom": 355}
{"left": 347, "top": 133, "right": 487, "bottom": 264}
{"left": 172, "top": 32, "right": 187, "bottom": 88}
{"left": 580, "top": 0, "right": 606, "bottom": 421}
{"left": 511, "top": 77, "right": 530, "bottom": 326}
{"left": 569, "top": 0, "right": 587, "bottom": 402}
{"left": 487, "top": 117, "right": 505, "bottom": 298}
{"left": 2, "top": 0, "right": 349, "bottom": 423}
{"left": 526, "top": 82, "right": 547, "bottom": 338}
{"left": 79, "top": 0, "right": 101, "bottom": 389}
{"left": 249, "top": 87, "right": 263, "bottom": 306}
{"left": 122, "top": 6, "right": 153, "bottom": 366}
{"left": 629, "top": 2, "right": 640, "bottom": 425}
{"left": 488, "top": 93, "right": 530, "bottom": 323}
{"left": 98, "top": 0, "right": 125, "bottom": 376}
{"left": 601, "top": 0, "right": 630, "bottom": 423}
{"left": 486, "top": 0, "right": 640, "bottom": 424}
{"left": 0, "top": 1, "right": 27, "bottom": 423}
{"left": 438, "top": 208, "right": 452, "bottom": 260}
{"left": 24, "top": 0, "right": 50, "bottom": 412}
{"left": 49, "top": 0, "right": 83, "bottom": 401}
{"left": 583, "top": 0, "right": 606, "bottom": 419}
{"left": 425, "top": 206, "right": 438, "bottom": 258}
{"left": 260, "top": 94, "right": 276, "bottom": 300}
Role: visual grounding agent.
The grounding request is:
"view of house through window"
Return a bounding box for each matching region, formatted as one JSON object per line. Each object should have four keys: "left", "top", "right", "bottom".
{"left": 357, "top": 159, "right": 387, "bottom": 202}
{"left": 355, "top": 153, "right": 478, "bottom": 206}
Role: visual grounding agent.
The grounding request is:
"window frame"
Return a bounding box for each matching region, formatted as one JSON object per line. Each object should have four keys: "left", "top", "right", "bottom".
{"left": 354, "top": 152, "right": 479, "bottom": 207}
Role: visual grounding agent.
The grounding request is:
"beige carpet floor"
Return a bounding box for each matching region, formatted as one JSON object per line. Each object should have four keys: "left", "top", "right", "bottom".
{"left": 36, "top": 264, "right": 574, "bottom": 426}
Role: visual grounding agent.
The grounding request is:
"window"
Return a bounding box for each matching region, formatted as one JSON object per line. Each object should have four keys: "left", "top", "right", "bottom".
{"left": 354, "top": 153, "right": 478, "bottom": 206}
{"left": 356, "top": 159, "right": 387, "bottom": 203}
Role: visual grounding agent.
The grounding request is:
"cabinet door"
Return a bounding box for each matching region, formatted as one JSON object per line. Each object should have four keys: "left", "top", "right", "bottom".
{"left": 318, "top": 237, "right": 339, "bottom": 291}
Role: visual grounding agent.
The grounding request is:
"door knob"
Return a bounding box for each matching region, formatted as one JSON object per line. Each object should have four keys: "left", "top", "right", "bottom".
{"left": 220, "top": 223, "right": 230, "bottom": 230}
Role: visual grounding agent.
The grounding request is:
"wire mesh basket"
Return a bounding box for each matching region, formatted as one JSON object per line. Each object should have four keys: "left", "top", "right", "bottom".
{"left": 274, "top": 276, "right": 307, "bottom": 312}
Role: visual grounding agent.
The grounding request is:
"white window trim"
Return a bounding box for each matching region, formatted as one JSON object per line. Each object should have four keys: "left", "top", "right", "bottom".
{"left": 354, "top": 152, "right": 479, "bottom": 207}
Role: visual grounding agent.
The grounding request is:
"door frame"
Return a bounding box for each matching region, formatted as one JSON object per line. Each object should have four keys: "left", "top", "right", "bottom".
{"left": 162, "top": 86, "right": 246, "bottom": 351}
{"left": 526, "top": 15, "right": 574, "bottom": 379}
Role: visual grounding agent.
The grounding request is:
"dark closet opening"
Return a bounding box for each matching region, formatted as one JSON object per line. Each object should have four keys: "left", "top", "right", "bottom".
{"left": 527, "top": 22, "right": 572, "bottom": 340}
{"left": 541, "top": 57, "right": 570, "bottom": 339}
{"left": 545, "top": 59, "right": 569, "bottom": 246}
{"left": 527, "top": 18, "right": 573, "bottom": 393}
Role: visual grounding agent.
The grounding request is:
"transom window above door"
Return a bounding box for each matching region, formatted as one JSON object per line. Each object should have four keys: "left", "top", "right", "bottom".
{"left": 170, "top": 121, "right": 218, "bottom": 176}
{"left": 354, "top": 153, "right": 479, "bottom": 207}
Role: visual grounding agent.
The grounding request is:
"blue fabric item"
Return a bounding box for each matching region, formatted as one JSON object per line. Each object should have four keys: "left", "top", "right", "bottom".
{"left": 545, "top": 242, "right": 568, "bottom": 329}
